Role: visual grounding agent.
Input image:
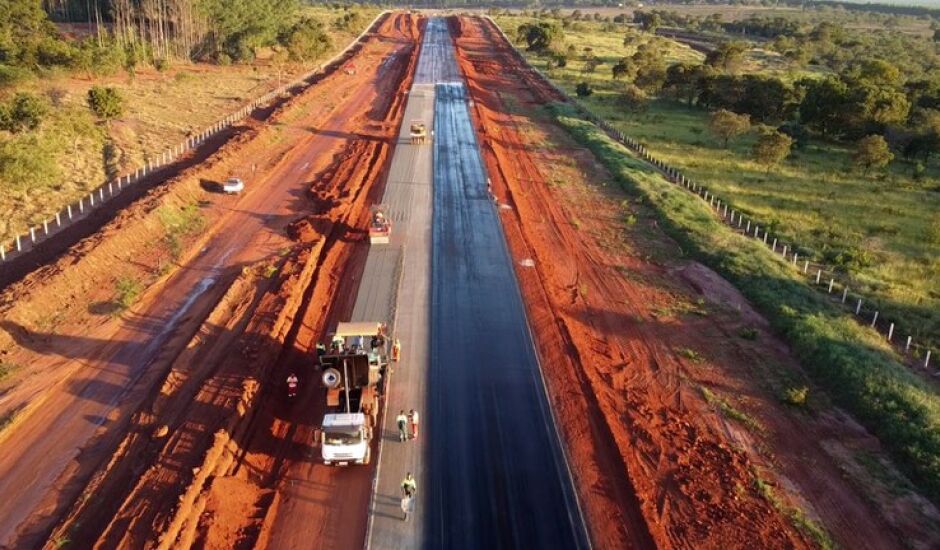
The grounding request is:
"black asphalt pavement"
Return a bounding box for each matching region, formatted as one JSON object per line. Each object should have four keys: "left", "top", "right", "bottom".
{"left": 425, "top": 82, "right": 590, "bottom": 549}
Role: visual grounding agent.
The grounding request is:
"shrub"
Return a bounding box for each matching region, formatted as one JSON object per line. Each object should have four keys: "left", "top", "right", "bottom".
{"left": 575, "top": 82, "right": 593, "bottom": 97}
{"left": 783, "top": 386, "right": 809, "bottom": 407}
{"left": 0, "top": 65, "right": 29, "bottom": 88}
{"left": 87, "top": 86, "right": 124, "bottom": 122}
{"left": 0, "top": 93, "right": 48, "bottom": 133}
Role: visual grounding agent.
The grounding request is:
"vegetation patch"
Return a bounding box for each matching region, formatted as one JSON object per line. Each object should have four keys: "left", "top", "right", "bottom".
{"left": 753, "top": 473, "right": 835, "bottom": 550}
{"left": 158, "top": 202, "right": 206, "bottom": 259}
{"left": 552, "top": 104, "right": 940, "bottom": 504}
{"left": 701, "top": 386, "right": 762, "bottom": 432}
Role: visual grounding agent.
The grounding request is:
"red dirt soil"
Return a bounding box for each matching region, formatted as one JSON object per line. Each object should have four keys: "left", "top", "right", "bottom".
{"left": 0, "top": 13, "right": 420, "bottom": 549}
{"left": 453, "top": 15, "right": 939, "bottom": 550}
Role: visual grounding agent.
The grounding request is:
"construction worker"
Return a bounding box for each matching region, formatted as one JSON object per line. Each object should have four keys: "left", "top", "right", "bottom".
{"left": 286, "top": 373, "right": 298, "bottom": 398}
{"left": 401, "top": 472, "right": 417, "bottom": 498}
{"left": 409, "top": 409, "right": 420, "bottom": 440}
{"left": 392, "top": 339, "right": 401, "bottom": 362}
{"left": 396, "top": 410, "right": 408, "bottom": 441}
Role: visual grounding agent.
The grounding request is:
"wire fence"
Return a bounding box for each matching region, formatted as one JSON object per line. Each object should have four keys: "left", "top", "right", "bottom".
{"left": 486, "top": 16, "right": 936, "bottom": 373}
{"left": 0, "top": 11, "right": 389, "bottom": 268}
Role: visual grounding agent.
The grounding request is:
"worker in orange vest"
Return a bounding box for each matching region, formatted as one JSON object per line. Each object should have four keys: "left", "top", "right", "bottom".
{"left": 392, "top": 339, "right": 401, "bottom": 362}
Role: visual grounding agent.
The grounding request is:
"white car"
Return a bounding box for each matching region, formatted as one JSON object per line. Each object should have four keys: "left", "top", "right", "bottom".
{"left": 222, "top": 177, "right": 244, "bottom": 194}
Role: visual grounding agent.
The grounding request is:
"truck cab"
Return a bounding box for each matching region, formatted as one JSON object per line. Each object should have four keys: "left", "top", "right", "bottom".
{"left": 321, "top": 412, "right": 371, "bottom": 465}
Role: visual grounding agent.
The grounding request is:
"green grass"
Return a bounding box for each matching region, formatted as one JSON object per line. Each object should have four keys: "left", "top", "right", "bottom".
{"left": 701, "top": 387, "right": 763, "bottom": 431}
{"left": 754, "top": 473, "right": 836, "bottom": 550}
{"left": 497, "top": 16, "right": 940, "bottom": 348}
{"left": 114, "top": 275, "right": 144, "bottom": 312}
{"left": 551, "top": 104, "right": 940, "bottom": 505}
{"left": 0, "top": 362, "right": 17, "bottom": 382}
{"left": 158, "top": 202, "right": 205, "bottom": 259}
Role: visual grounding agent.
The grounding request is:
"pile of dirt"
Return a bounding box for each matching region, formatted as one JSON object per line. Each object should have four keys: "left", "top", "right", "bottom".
{"left": 452, "top": 15, "right": 939, "bottom": 550}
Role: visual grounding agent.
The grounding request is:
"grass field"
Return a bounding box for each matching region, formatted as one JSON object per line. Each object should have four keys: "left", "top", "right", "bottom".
{"left": 495, "top": 15, "right": 940, "bottom": 347}
{"left": 0, "top": 5, "right": 379, "bottom": 246}
{"left": 550, "top": 101, "right": 940, "bottom": 506}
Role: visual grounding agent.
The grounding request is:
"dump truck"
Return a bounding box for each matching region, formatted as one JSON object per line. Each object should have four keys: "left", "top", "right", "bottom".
{"left": 318, "top": 322, "right": 387, "bottom": 466}
{"left": 369, "top": 206, "right": 391, "bottom": 244}
{"left": 409, "top": 120, "right": 428, "bottom": 144}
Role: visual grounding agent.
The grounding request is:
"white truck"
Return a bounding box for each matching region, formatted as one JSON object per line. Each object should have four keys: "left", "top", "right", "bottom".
{"left": 318, "top": 322, "right": 387, "bottom": 466}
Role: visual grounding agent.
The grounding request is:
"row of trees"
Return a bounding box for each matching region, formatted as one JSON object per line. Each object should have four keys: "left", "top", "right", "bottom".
{"left": 1, "top": 0, "right": 339, "bottom": 79}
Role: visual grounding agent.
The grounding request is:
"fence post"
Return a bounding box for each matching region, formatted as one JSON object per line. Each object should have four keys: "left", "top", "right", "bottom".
{"left": 793, "top": 252, "right": 798, "bottom": 265}
{"left": 816, "top": 269, "right": 822, "bottom": 284}
{"left": 109, "top": 182, "right": 113, "bottom": 196}
{"left": 906, "top": 336, "right": 912, "bottom": 352}
{"left": 15, "top": 234, "right": 21, "bottom": 252}
{"left": 0, "top": 245, "right": 4, "bottom": 261}
{"left": 68, "top": 204, "right": 73, "bottom": 219}
{"left": 871, "top": 311, "right": 879, "bottom": 327}
{"left": 841, "top": 286, "right": 848, "bottom": 303}
{"left": 782, "top": 245, "right": 788, "bottom": 257}
{"left": 99, "top": 188, "right": 104, "bottom": 201}
{"left": 738, "top": 217, "right": 743, "bottom": 228}
{"left": 746, "top": 220, "right": 751, "bottom": 232}
{"left": 828, "top": 278, "right": 834, "bottom": 293}
{"left": 925, "top": 350, "right": 931, "bottom": 369}
{"left": 803, "top": 260, "right": 809, "bottom": 273}
{"left": 30, "top": 227, "right": 36, "bottom": 243}
{"left": 79, "top": 197, "right": 84, "bottom": 213}
{"left": 43, "top": 220, "right": 49, "bottom": 235}
{"left": 90, "top": 192, "right": 95, "bottom": 207}
{"left": 754, "top": 225, "right": 759, "bottom": 238}
{"left": 730, "top": 211, "right": 735, "bottom": 223}
{"left": 888, "top": 323, "right": 894, "bottom": 341}
{"left": 856, "top": 298, "right": 863, "bottom": 315}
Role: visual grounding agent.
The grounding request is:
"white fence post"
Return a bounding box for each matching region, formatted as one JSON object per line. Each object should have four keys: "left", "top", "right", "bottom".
{"left": 856, "top": 298, "right": 863, "bottom": 315}
{"left": 0, "top": 245, "right": 4, "bottom": 261}
{"left": 30, "top": 227, "right": 36, "bottom": 243}
{"left": 43, "top": 220, "right": 49, "bottom": 235}
{"left": 15, "top": 234, "right": 21, "bottom": 252}
{"left": 828, "top": 278, "right": 835, "bottom": 293}
{"left": 68, "top": 204, "right": 73, "bottom": 219}
{"left": 841, "top": 287, "right": 848, "bottom": 303}
{"left": 906, "top": 336, "right": 912, "bottom": 352}
{"left": 888, "top": 323, "right": 894, "bottom": 341}
{"left": 925, "top": 350, "right": 931, "bottom": 369}
{"left": 871, "top": 311, "right": 879, "bottom": 327}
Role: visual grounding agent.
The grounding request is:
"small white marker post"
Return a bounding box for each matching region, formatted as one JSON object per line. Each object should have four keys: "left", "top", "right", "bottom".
{"left": 906, "top": 336, "right": 912, "bottom": 352}
{"left": 43, "top": 220, "right": 48, "bottom": 235}
{"left": 68, "top": 204, "right": 73, "bottom": 220}
{"left": 793, "top": 252, "right": 798, "bottom": 265}
{"left": 763, "top": 233, "right": 768, "bottom": 244}
{"left": 888, "top": 323, "right": 894, "bottom": 341}
{"left": 925, "top": 350, "right": 931, "bottom": 369}
{"left": 871, "top": 311, "right": 879, "bottom": 328}
{"left": 746, "top": 220, "right": 751, "bottom": 232}
{"left": 841, "top": 287, "right": 848, "bottom": 303}
{"left": 99, "top": 188, "right": 104, "bottom": 201}
{"left": 754, "top": 225, "right": 759, "bottom": 238}
{"left": 90, "top": 193, "right": 95, "bottom": 207}
{"left": 828, "top": 279, "right": 835, "bottom": 293}
{"left": 782, "top": 245, "right": 788, "bottom": 257}
{"left": 79, "top": 198, "right": 84, "bottom": 214}
{"left": 30, "top": 227, "right": 36, "bottom": 243}
{"left": 56, "top": 212, "right": 61, "bottom": 227}
{"left": 856, "top": 298, "right": 863, "bottom": 315}
{"left": 15, "top": 235, "right": 21, "bottom": 252}
{"left": 1, "top": 245, "right": 5, "bottom": 261}
{"left": 816, "top": 269, "right": 822, "bottom": 284}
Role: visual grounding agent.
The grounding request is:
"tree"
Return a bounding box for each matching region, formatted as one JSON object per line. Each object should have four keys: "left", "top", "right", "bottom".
{"left": 705, "top": 41, "right": 747, "bottom": 73}
{"left": 799, "top": 76, "right": 855, "bottom": 137}
{"left": 575, "top": 82, "right": 593, "bottom": 98}
{"left": 618, "top": 83, "right": 647, "bottom": 112}
{"left": 516, "top": 22, "right": 563, "bottom": 52}
{"left": 611, "top": 58, "right": 633, "bottom": 80}
{"left": 633, "top": 11, "right": 662, "bottom": 33}
{"left": 853, "top": 135, "right": 894, "bottom": 174}
{"left": 282, "top": 17, "right": 332, "bottom": 63}
{"left": 87, "top": 86, "right": 123, "bottom": 122}
{"left": 709, "top": 109, "right": 751, "bottom": 148}
{"left": 664, "top": 63, "right": 706, "bottom": 107}
{"left": 582, "top": 55, "right": 601, "bottom": 73}
{"left": 752, "top": 130, "right": 793, "bottom": 172}
{"left": 0, "top": 92, "right": 47, "bottom": 133}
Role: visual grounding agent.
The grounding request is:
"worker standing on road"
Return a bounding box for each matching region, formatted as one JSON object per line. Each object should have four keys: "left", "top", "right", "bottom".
{"left": 286, "top": 373, "right": 298, "bottom": 398}
{"left": 401, "top": 472, "right": 417, "bottom": 498}
{"left": 409, "top": 409, "right": 420, "bottom": 440}
{"left": 396, "top": 410, "right": 408, "bottom": 441}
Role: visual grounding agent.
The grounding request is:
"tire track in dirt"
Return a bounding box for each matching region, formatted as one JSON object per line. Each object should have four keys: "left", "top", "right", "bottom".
{"left": 453, "top": 16, "right": 807, "bottom": 549}
{"left": 31, "top": 13, "right": 420, "bottom": 550}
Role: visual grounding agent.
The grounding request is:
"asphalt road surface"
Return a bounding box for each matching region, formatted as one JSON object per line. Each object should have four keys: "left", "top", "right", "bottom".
{"left": 425, "top": 75, "right": 590, "bottom": 549}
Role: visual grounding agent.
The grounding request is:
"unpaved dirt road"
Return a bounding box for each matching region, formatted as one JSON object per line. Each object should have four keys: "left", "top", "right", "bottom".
{"left": 0, "top": 13, "right": 421, "bottom": 548}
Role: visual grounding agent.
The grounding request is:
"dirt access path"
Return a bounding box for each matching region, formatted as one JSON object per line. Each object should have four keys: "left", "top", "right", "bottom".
{"left": 0, "top": 13, "right": 421, "bottom": 549}
{"left": 453, "top": 15, "right": 939, "bottom": 550}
